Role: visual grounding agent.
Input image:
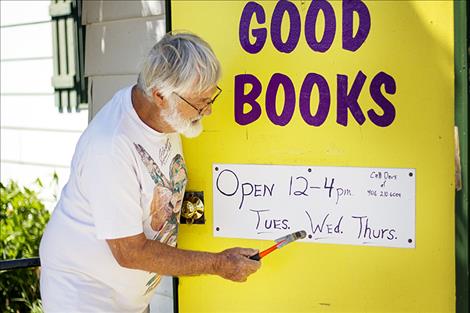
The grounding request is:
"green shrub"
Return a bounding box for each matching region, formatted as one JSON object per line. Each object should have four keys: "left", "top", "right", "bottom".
{"left": 0, "top": 179, "right": 52, "bottom": 313}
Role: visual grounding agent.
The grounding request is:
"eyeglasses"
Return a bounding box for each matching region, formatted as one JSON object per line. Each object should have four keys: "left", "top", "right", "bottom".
{"left": 173, "top": 86, "right": 222, "bottom": 115}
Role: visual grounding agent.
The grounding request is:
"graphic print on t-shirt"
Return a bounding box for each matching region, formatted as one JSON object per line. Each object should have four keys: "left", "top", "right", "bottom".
{"left": 134, "top": 143, "right": 187, "bottom": 295}
{"left": 159, "top": 137, "right": 172, "bottom": 166}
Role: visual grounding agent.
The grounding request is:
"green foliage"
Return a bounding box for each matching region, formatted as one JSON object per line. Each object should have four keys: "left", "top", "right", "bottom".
{"left": 0, "top": 179, "right": 52, "bottom": 313}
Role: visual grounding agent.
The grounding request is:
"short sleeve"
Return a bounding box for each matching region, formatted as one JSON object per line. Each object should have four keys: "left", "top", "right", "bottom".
{"left": 80, "top": 139, "right": 143, "bottom": 240}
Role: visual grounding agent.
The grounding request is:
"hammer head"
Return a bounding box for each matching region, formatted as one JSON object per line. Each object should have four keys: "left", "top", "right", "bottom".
{"left": 275, "top": 230, "right": 307, "bottom": 248}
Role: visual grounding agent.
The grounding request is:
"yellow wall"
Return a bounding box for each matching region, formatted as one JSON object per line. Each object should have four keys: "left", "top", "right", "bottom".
{"left": 173, "top": 1, "right": 455, "bottom": 312}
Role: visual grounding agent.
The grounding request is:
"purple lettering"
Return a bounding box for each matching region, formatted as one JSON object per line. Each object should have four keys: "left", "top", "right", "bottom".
{"left": 299, "top": 73, "right": 330, "bottom": 126}
{"left": 305, "top": 0, "right": 336, "bottom": 52}
{"left": 337, "top": 71, "right": 367, "bottom": 126}
{"left": 368, "top": 72, "right": 396, "bottom": 127}
{"left": 266, "top": 73, "right": 296, "bottom": 126}
{"left": 234, "top": 74, "right": 262, "bottom": 125}
{"left": 343, "top": 0, "right": 371, "bottom": 51}
{"left": 239, "top": 2, "right": 267, "bottom": 54}
{"left": 270, "top": 0, "right": 301, "bottom": 53}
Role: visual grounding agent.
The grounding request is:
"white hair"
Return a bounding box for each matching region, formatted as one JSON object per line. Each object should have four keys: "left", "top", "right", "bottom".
{"left": 137, "top": 31, "right": 221, "bottom": 99}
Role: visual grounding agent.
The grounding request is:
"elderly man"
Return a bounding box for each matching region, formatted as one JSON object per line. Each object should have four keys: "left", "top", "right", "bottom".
{"left": 39, "top": 32, "right": 261, "bottom": 312}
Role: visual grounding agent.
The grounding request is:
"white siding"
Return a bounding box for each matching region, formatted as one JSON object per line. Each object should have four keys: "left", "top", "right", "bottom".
{"left": 0, "top": 0, "right": 50, "bottom": 26}
{"left": 0, "top": 0, "right": 88, "bottom": 208}
{"left": 1, "top": 128, "right": 81, "bottom": 167}
{"left": 85, "top": 17, "right": 165, "bottom": 76}
{"left": 1, "top": 22, "right": 52, "bottom": 59}
{"left": 1, "top": 59, "right": 54, "bottom": 94}
{"left": 1, "top": 95, "right": 86, "bottom": 130}
{"left": 82, "top": 0, "right": 164, "bottom": 24}
{"left": 82, "top": 1, "right": 172, "bottom": 311}
{"left": 88, "top": 74, "right": 137, "bottom": 117}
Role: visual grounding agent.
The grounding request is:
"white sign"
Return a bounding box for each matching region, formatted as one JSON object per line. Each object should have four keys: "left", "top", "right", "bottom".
{"left": 213, "top": 164, "right": 416, "bottom": 248}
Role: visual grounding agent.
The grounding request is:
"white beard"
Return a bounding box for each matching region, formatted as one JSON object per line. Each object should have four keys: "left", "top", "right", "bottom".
{"left": 162, "top": 105, "right": 203, "bottom": 138}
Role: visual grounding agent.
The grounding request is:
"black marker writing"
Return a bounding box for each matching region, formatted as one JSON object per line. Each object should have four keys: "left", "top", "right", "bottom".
{"left": 216, "top": 169, "right": 275, "bottom": 210}
{"left": 250, "top": 209, "right": 290, "bottom": 231}
{"left": 352, "top": 215, "right": 397, "bottom": 240}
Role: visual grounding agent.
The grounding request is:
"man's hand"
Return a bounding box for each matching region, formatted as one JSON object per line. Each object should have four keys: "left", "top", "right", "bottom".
{"left": 214, "top": 248, "right": 261, "bottom": 282}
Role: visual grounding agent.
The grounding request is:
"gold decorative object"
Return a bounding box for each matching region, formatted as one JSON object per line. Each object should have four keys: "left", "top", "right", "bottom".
{"left": 181, "top": 195, "right": 204, "bottom": 224}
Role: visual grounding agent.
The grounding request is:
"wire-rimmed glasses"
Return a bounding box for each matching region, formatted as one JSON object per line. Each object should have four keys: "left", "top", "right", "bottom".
{"left": 173, "top": 86, "right": 222, "bottom": 115}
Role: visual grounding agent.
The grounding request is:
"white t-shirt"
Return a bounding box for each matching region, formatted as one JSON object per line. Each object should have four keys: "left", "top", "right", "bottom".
{"left": 40, "top": 85, "right": 187, "bottom": 312}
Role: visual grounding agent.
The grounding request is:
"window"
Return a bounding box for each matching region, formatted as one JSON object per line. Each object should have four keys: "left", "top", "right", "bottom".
{"left": 49, "top": 0, "right": 87, "bottom": 112}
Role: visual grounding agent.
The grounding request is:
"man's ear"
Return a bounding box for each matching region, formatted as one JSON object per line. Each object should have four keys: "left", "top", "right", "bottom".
{"left": 151, "top": 89, "right": 165, "bottom": 108}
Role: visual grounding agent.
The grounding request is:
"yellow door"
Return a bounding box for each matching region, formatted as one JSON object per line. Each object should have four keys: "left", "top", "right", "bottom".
{"left": 174, "top": 1, "right": 455, "bottom": 312}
